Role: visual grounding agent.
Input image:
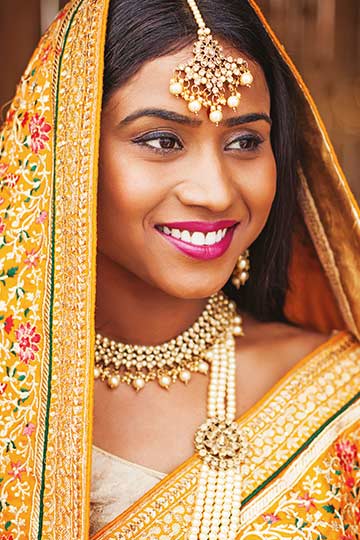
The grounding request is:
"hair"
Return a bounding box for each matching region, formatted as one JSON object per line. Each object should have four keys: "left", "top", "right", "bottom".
{"left": 103, "top": 0, "right": 299, "bottom": 323}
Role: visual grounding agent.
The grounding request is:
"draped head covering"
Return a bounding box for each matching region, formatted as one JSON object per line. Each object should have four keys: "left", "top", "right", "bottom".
{"left": 0, "top": 0, "right": 359, "bottom": 537}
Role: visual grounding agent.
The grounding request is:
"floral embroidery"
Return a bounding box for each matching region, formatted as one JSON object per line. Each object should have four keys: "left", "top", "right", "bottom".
{"left": 14, "top": 323, "right": 41, "bottom": 364}
{"left": 2, "top": 174, "right": 19, "bottom": 188}
{"left": 4, "top": 316, "right": 14, "bottom": 335}
{"left": 297, "top": 492, "right": 316, "bottom": 511}
{"left": 0, "top": 163, "right": 9, "bottom": 176}
{"left": 24, "top": 249, "right": 39, "bottom": 268}
{"left": 0, "top": 217, "right": 5, "bottom": 235}
{"left": 0, "top": 382, "right": 7, "bottom": 395}
{"left": 36, "top": 210, "right": 48, "bottom": 224}
{"left": 28, "top": 113, "right": 51, "bottom": 153}
{"left": 8, "top": 461, "right": 26, "bottom": 482}
{"left": 262, "top": 513, "right": 280, "bottom": 524}
{"left": 23, "top": 423, "right": 36, "bottom": 437}
{"left": 335, "top": 440, "right": 357, "bottom": 473}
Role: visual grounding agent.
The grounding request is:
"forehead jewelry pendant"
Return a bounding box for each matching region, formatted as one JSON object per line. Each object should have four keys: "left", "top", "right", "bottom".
{"left": 169, "top": 0, "right": 254, "bottom": 125}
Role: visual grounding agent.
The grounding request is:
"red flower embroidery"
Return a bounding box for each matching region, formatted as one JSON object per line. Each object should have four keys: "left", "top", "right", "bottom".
{"left": 0, "top": 382, "right": 7, "bottom": 395}
{"left": 3, "top": 173, "right": 20, "bottom": 188}
{"left": 0, "top": 216, "right": 5, "bottom": 234}
{"left": 0, "top": 162, "right": 9, "bottom": 176}
{"left": 345, "top": 476, "right": 355, "bottom": 488}
{"left": 335, "top": 440, "right": 358, "bottom": 473}
{"left": 23, "top": 422, "right": 36, "bottom": 436}
{"left": 24, "top": 248, "right": 39, "bottom": 268}
{"left": 0, "top": 535, "right": 14, "bottom": 540}
{"left": 29, "top": 114, "right": 51, "bottom": 153}
{"left": 6, "top": 108, "right": 15, "bottom": 124}
{"left": 262, "top": 513, "right": 281, "bottom": 524}
{"left": 41, "top": 44, "right": 52, "bottom": 63}
{"left": 4, "top": 315, "right": 14, "bottom": 335}
{"left": 21, "top": 111, "right": 30, "bottom": 127}
{"left": 297, "top": 492, "right": 316, "bottom": 511}
{"left": 8, "top": 461, "right": 26, "bottom": 481}
{"left": 15, "top": 322, "right": 41, "bottom": 364}
{"left": 36, "top": 210, "right": 48, "bottom": 224}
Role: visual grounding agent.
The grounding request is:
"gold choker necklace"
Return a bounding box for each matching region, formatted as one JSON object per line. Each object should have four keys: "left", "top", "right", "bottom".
{"left": 94, "top": 291, "right": 243, "bottom": 391}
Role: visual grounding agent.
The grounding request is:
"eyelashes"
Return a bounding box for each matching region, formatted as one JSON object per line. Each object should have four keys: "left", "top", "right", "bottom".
{"left": 131, "top": 131, "right": 264, "bottom": 155}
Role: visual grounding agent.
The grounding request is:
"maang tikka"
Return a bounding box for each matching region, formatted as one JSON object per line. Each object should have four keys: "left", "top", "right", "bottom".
{"left": 169, "top": 0, "right": 254, "bottom": 124}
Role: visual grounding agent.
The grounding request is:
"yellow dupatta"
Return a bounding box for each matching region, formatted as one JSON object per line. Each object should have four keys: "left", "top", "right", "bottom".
{"left": 0, "top": 1, "right": 359, "bottom": 539}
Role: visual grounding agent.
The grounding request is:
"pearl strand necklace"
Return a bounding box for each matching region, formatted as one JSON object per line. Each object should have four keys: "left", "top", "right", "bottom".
{"left": 189, "top": 319, "right": 249, "bottom": 540}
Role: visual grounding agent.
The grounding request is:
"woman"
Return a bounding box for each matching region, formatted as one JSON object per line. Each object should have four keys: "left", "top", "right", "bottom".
{"left": 0, "top": 0, "right": 359, "bottom": 539}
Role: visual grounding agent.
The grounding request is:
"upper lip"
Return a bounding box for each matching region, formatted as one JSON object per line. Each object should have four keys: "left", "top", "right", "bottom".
{"left": 156, "top": 220, "right": 239, "bottom": 233}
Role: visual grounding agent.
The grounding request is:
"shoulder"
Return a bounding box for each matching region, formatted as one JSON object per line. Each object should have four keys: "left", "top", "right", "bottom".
{"left": 235, "top": 314, "right": 333, "bottom": 374}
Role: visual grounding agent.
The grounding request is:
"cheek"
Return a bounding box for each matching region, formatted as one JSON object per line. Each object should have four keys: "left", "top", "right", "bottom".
{"left": 238, "top": 151, "right": 277, "bottom": 225}
{"left": 98, "top": 138, "right": 160, "bottom": 232}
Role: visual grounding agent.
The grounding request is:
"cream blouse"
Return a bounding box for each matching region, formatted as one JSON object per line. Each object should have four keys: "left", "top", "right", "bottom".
{"left": 90, "top": 445, "right": 166, "bottom": 536}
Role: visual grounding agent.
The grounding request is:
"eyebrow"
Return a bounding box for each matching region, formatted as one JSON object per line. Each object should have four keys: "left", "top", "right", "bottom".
{"left": 118, "top": 108, "right": 272, "bottom": 128}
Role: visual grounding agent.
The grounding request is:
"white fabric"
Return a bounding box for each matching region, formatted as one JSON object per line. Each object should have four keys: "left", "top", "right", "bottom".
{"left": 90, "top": 444, "right": 166, "bottom": 536}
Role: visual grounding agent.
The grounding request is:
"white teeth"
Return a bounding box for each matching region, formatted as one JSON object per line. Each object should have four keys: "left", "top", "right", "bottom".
{"left": 180, "top": 230, "right": 191, "bottom": 243}
{"left": 159, "top": 226, "right": 229, "bottom": 246}
{"left": 171, "top": 228, "right": 181, "bottom": 239}
{"left": 205, "top": 231, "right": 217, "bottom": 245}
{"left": 191, "top": 232, "right": 206, "bottom": 246}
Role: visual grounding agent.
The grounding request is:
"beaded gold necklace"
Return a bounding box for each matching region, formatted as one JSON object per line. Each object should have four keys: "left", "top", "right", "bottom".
{"left": 94, "top": 290, "right": 242, "bottom": 390}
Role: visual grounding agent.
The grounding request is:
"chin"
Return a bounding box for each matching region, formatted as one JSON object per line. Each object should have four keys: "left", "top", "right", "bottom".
{"left": 156, "top": 274, "right": 229, "bottom": 300}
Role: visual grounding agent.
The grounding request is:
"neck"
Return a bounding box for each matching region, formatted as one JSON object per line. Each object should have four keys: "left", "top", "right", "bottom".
{"left": 95, "top": 251, "right": 209, "bottom": 345}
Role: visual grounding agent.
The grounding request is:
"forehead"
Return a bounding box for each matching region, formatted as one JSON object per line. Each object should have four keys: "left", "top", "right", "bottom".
{"left": 106, "top": 42, "right": 270, "bottom": 120}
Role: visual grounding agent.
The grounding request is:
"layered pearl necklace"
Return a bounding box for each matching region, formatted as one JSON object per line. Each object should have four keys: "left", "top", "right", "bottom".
{"left": 94, "top": 291, "right": 249, "bottom": 539}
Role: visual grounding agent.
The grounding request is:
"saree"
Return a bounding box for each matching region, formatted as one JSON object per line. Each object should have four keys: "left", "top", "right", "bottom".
{"left": 0, "top": 0, "right": 359, "bottom": 538}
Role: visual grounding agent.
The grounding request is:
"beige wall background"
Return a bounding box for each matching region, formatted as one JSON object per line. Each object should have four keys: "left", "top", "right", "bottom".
{"left": 0, "top": 0, "right": 359, "bottom": 200}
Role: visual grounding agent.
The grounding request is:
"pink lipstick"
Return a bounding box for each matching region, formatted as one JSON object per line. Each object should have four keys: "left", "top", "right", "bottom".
{"left": 154, "top": 220, "right": 238, "bottom": 261}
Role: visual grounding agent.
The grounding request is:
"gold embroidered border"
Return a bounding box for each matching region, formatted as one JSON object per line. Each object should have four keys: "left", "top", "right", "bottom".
{"left": 94, "top": 332, "right": 360, "bottom": 539}
{"left": 36, "top": 0, "right": 108, "bottom": 537}
{"left": 240, "top": 399, "right": 360, "bottom": 526}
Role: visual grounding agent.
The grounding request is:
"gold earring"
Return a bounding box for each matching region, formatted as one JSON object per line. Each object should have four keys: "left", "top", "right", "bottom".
{"left": 231, "top": 249, "right": 250, "bottom": 289}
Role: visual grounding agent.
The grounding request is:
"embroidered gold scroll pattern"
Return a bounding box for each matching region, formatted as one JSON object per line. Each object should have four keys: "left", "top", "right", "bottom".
{"left": 39, "top": 0, "right": 104, "bottom": 538}
{"left": 94, "top": 334, "right": 360, "bottom": 540}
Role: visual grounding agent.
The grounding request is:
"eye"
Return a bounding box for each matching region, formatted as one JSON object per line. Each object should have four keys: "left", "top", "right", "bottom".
{"left": 225, "top": 134, "right": 263, "bottom": 152}
{"left": 132, "top": 131, "right": 183, "bottom": 154}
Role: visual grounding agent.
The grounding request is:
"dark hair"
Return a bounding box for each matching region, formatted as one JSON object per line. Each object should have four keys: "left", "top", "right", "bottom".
{"left": 103, "top": 0, "right": 299, "bottom": 323}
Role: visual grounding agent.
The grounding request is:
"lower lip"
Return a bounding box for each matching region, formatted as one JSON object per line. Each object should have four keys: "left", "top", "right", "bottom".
{"left": 155, "top": 226, "right": 237, "bottom": 260}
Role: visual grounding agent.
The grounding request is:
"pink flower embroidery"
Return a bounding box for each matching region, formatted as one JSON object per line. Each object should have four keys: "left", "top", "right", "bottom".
{"left": 23, "top": 422, "right": 36, "bottom": 436}
{"left": 0, "top": 216, "right": 5, "bottom": 234}
{"left": 36, "top": 210, "right": 48, "bottom": 224}
{"left": 0, "top": 162, "right": 9, "bottom": 176}
{"left": 3, "top": 173, "right": 20, "bottom": 188}
{"left": 335, "top": 440, "right": 358, "bottom": 473}
{"left": 0, "top": 382, "right": 7, "bottom": 395}
{"left": 297, "top": 492, "right": 316, "bottom": 511}
{"left": 15, "top": 322, "right": 41, "bottom": 364}
{"left": 29, "top": 114, "right": 51, "bottom": 153}
{"left": 262, "top": 513, "right": 280, "bottom": 524}
{"left": 8, "top": 461, "right": 26, "bottom": 481}
{"left": 24, "top": 248, "right": 39, "bottom": 268}
{"left": 4, "top": 315, "right": 14, "bottom": 335}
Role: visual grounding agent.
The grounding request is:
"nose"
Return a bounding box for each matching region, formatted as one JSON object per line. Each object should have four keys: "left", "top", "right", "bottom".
{"left": 175, "top": 151, "right": 235, "bottom": 213}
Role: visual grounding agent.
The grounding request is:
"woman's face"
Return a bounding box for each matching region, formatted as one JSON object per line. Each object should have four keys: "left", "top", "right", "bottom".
{"left": 98, "top": 43, "right": 276, "bottom": 298}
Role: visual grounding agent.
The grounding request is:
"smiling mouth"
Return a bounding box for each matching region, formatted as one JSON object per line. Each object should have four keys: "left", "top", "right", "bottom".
{"left": 154, "top": 221, "right": 239, "bottom": 261}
